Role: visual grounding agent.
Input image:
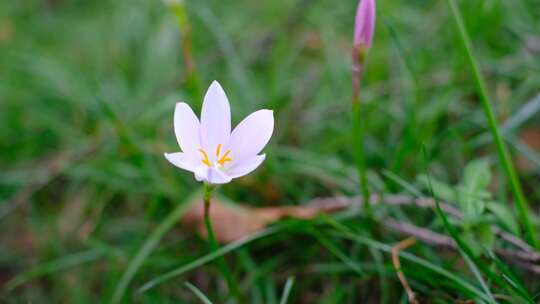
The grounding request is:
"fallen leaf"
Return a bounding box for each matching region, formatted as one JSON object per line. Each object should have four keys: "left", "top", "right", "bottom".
{"left": 182, "top": 197, "right": 349, "bottom": 243}
{"left": 0, "top": 19, "right": 13, "bottom": 44}
{"left": 516, "top": 127, "right": 540, "bottom": 172}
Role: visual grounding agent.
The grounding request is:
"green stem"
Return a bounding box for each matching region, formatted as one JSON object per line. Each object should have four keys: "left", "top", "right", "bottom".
{"left": 446, "top": 0, "right": 538, "bottom": 249}
{"left": 352, "top": 102, "right": 371, "bottom": 215}
{"left": 203, "top": 184, "right": 243, "bottom": 302}
{"left": 352, "top": 46, "right": 371, "bottom": 215}
{"left": 168, "top": 1, "right": 203, "bottom": 100}
{"left": 203, "top": 187, "right": 220, "bottom": 256}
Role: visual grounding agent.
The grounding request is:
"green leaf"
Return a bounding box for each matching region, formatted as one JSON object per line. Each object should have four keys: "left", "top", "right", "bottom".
{"left": 463, "top": 158, "right": 491, "bottom": 193}
{"left": 458, "top": 187, "right": 486, "bottom": 221}
{"left": 459, "top": 159, "right": 491, "bottom": 219}
{"left": 279, "top": 276, "right": 295, "bottom": 304}
{"left": 417, "top": 174, "right": 457, "bottom": 202}
{"left": 461, "top": 231, "right": 483, "bottom": 257}
{"left": 485, "top": 202, "right": 519, "bottom": 235}
{"left": 473, "top": 222, "right": 495, "bottom": 251}
{"left": 184, "top": 282, "right": 214, "bottom": 304}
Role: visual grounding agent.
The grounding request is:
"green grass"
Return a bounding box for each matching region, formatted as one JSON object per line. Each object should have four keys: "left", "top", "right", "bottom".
{"left": 1, "top": 0, "right": 540, "bottom": 302}
{"left": 446, "top": 0, "right": 538, "bottom": 249}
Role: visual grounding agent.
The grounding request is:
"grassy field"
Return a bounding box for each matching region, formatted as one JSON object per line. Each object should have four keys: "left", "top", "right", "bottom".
{"left": 1, "top": 0, "right": 540, "bottom": 302}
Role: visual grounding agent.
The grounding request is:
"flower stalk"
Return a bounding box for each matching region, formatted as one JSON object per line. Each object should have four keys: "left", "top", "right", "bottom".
{"left": 164, "top": 80, "right": 272, "bottom": 301}
{"left": 352, "top": 0, "right": 375, "bottom": 215}
{"left": 203, "top": 185, "right": 220, "bottom": 262}
{"left": 164, "top": 0, "right": 203, "bottom": 99}
{"left": 202, "top": 183, "right": 242, "bottom": 300}
{"left": 203, "top": 183, "right": 215, "bottom": 223}
{"left": 351, "top": 87, "right": 370, "bottom": 215}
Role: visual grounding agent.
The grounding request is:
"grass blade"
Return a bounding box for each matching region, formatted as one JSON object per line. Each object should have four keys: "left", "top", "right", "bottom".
{"left": 446, "top": 0, "right": 538, "bottom": 248}
{"left": 423, "top": 152, "right": 496, "bottom": 303}
{"left": 279, "top": 276, "right": 295, "bottom": 304}
{"left": 502, "top": 93, "right": 540, "bottom": 133}
{"left": 6, "top": 249, "right": 105, "bottom": 291}
{"left": 322, "top": 216, "right": 491, "bottom": 302}
{"left": 486, "top": 251, "right": 534, "bottom": 303}
{"left": 110, "top": 189, "right": 202, "bottom": 304}
{"left": 314, "top": 233, "right": 363, "bottom": 276}
{"left": 185, "top": 281, "right": 214, "bottom": 304}
{"left": 329, "top": 229, "right": 490, "bottom": 301}
{"left": 460, "top": 252, "right": 495, "bottom": 303}
{"left": 139, "top": 225, "right": 282, "bottom": 293}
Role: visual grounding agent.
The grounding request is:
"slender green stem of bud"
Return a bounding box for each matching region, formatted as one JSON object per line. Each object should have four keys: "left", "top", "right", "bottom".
{"left": 352, "top": 45, "right": 371, "bottom": 215}
{"left": 167, "top": 1, "right": 203, "bottom": 100}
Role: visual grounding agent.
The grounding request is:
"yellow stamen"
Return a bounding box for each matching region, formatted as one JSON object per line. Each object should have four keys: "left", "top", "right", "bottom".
{"left": 216, "top": 144, "right": 222, "bottom": 158}
{"left": 198, "top": 149, "right": 211, "bottom": 167}
{"left": 218, "top": 150, "right": 232, "bottom": 165}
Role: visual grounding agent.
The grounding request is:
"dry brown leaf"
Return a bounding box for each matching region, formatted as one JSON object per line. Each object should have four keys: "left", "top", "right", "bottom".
{"left": 0, "top": 19, "right": 13, "bottom": 44}
{"left": 181, "top": 198, "right": 348, "bottom": 243}
{"left": 516, "top": 127, "right": 540, "bottom": 172}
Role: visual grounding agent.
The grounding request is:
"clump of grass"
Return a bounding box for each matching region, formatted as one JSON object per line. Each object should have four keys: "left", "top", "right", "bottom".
{"left": 1, "top": 0, "right": 539, "bottom": 302}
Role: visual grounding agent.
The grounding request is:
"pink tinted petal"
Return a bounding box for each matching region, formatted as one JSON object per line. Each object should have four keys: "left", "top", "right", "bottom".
{"left": 194, "top": 166, "right": 209, "bottom": 182}
{"left": 207, "top": 167, "right": 232, "bottom": 184}
{"left": 353, "top": 0, "right": 376, "bottom": 48}
{"left": 200, "top": 81, "right": 231, "bottom": 160}
{"left": 193, "top": 166, "right": 232, "bottom": 184}
{"left": 174, "top": 102, "right": 201, "bottom": 154}
{"left": 229, "top": 109, "right": 273, "bottom": 161}
{"left": 227, "top": 154, "right": 266, "bottom": 178}
{"left": 164, "top": 152, "right": 196, "bottom": 172}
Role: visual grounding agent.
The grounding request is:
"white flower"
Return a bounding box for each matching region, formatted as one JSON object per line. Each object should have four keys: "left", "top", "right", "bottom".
{"left": 164, "top": 81, "right": 274, "bottom": 184}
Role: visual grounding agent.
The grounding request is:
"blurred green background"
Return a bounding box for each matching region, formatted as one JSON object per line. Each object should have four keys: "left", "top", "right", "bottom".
{"left": 1, "top": 0, "right": 540, "bottom": 302}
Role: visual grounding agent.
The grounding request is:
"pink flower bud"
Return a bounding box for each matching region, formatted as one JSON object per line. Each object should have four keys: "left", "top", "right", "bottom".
{"left": 353, "top": 0, "right": 376, "bottom": 49}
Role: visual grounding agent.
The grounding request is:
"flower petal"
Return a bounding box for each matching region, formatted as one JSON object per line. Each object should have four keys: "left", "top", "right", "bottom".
{"left": 207, "top": 167, "right": 232, "bottom": 184}
{"left": 164, "top": 152, "right": 196, "bottom": 172}
{"left": 354, "top": 0, "right": 376, "bottom": 48}
{"left": 193, "top": 166, "right": 232, "bottom": 184}
{"left": 229, "top": 109, "right": 273, "bottom": 161}
{"left": 200, "top": 81, "right": 231, "bottom": 161}
{"left": 194, "top": 165, "right": 209, "bottom": 182}
{"left": 174, "top": 102, "right": 201, "bottom": 154}
{"left": 227, "top": 154, "right": 266, "bottom": 178}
